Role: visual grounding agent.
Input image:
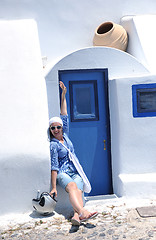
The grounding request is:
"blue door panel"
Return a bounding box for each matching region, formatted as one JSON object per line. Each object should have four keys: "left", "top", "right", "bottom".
{"left": 59, "top": 69, "right": 112, "bottom": 196}
{"left": 69, "top": 80, "right": 99, "bottom": 121}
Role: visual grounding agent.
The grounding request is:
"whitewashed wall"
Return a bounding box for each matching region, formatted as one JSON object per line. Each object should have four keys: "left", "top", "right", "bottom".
{"left": 46, "top": 47, "right": 150, "bottom": 118}
{"left": 0, "top": 0, "right": 156, "bottom": 216}
{"left": 46, "top": 47, "right": 151, "bottom": 199}
{"left": 121, "top": 15, "right": 156, "bottom": 74}
{"left": 109, "top": 75, "right": 156, "bottom": 198}
{"left": 0, "top": 0, "right": 156, "bottom": 68}
{"left": 0, "top": 19, "right": 50, "bottom": 216}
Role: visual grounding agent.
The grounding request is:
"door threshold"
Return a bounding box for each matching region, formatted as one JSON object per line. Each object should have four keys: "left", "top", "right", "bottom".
{"left": 85, "top": 194, "right": 117, "bottom": 201}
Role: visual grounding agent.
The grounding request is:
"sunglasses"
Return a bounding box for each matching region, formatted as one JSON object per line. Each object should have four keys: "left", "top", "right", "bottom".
{"left": 50, "top": 126, "right": 62, "bottom": 130}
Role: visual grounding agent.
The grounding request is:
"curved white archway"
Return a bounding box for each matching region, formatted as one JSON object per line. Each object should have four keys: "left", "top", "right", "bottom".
{"left": 45, "top": 47, "right": 151, "bottom": 201}
{"left": 46, "top": 47, "right": 149, "bottom": 118}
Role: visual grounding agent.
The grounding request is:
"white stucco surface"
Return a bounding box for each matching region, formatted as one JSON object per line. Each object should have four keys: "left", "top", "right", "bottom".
{"left": 121, "top": 15, "right": 156, "bottom": 74}
{"left": 0, "top": 0, "right": 156, "bottom": 216}
{"left": 45, "top": 47, "right": 152, "bottom": 200}
{"left": 46, "top": 47, "right": 149, "bottom": 118}
{"left": 109, "top": 74, "right": 156, "bottom": 197}
{"left": 0, "top": 19, "right": 50, "bottom": 216}
{"left": 0, "top": 0, "right": 156, "bottom": 67}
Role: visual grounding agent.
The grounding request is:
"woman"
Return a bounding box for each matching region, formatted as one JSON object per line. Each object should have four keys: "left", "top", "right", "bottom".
{"left": 49, "top": 81, "right": 98, "bottom": 226}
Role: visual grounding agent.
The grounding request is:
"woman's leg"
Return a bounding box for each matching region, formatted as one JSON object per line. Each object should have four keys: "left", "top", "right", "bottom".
{"left": 57, "top": 172, "right": 84, "bottom": 214}
{"left": 66, "top": 182, "right": 93, "bottom": 219}
{"left": 57, "top": 172, "right": 98, "bottom": 222}
{"left": 66, "top": 182, "right": 83, "bottom": 214}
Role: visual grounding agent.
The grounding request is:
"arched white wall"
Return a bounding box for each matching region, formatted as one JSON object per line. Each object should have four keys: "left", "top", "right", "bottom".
{"left": 0, "top": 0, "right": 156, "bottom": 216}
{"left": 46, "top": 47, "right": 150, "bottom": 198}
{"left": 0, "top": 0, "right": 156, "bottom": 66}
{"left": 0, "top": 19, "right": 50, "bottom": 216}
{"left": 46, "top": 47, "right": 149, "bottom": 118}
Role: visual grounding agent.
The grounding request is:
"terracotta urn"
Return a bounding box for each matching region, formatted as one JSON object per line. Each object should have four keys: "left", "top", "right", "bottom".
{"left": 93, "top": 21, "right": 128, "bottom": 51}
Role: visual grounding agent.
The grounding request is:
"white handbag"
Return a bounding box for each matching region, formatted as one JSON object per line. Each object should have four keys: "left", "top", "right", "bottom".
{"left": 60, "top": 142, "right": 91, "bottom": 193}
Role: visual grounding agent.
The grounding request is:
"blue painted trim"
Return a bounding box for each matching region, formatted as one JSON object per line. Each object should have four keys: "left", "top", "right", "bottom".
{"left": 132, "top": 83, "right": 156, "bottom": 117}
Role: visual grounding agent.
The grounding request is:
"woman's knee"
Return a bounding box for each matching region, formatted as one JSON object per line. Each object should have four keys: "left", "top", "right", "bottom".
{"left": 66, "top": 182, "right": 78, "bottom": 192}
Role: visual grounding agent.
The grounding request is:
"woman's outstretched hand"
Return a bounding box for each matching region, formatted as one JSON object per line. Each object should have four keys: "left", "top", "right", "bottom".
{"left": 60, "top": 81, "right": 67, "bottom": 115}
{"left": 60, "top": 81, "right": 67, "bottom": 95}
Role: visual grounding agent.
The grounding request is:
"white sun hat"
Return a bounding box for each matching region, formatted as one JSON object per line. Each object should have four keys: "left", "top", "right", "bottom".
{"left": 49, "top": 116, "right": 63, "bottom": 126}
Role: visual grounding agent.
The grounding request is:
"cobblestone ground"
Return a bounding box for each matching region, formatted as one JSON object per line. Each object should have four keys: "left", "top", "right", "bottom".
{"left": 1, "top": 198, "right": 156, "bottom": 240}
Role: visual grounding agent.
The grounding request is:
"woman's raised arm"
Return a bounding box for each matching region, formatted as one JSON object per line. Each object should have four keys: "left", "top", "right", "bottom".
{"left": 60, "top": 81, "right": 67, "bottom": 116}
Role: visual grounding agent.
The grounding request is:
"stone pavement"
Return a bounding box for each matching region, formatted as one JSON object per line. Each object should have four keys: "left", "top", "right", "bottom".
{"left": 1, "top": 196, "right": 156, "bottom": 239}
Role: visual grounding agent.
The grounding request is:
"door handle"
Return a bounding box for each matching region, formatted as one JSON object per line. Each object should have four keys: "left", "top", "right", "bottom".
{"left": 103, "top": 140, "right": 106, "bottom": 150}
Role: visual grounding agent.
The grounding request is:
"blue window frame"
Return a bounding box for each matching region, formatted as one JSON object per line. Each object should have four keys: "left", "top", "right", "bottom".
{"left": 69, "top": 80, "right": 99, "bottom": 122}
{"left": 132, "top": 83, "right": 156, "bottom": 117}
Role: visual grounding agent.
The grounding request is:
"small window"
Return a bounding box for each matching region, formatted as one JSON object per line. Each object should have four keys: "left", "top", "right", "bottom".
{"left": 69, "top": 80, "right": 99, "bottom": 122}
{"left": 132, "top": 83, "right": 156, "bottom": 117}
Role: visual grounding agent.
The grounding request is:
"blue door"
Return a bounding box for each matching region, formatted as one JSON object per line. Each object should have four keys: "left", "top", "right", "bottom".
{"left": 59, "top": 69, "right": 112, "bottom": 196}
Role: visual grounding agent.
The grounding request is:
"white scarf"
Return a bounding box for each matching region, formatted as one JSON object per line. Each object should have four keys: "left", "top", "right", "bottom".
{"left": 60, "top": 142, "right": 91, "bottom": 193}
